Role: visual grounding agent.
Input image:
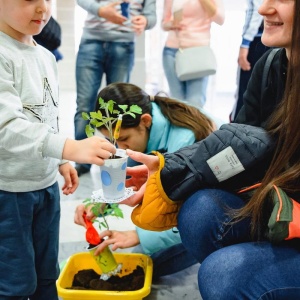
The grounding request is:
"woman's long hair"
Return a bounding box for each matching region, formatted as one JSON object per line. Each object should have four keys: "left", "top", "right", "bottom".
{"left": 96, "top": 82, "right": 214, "bottom": 141}
{"left": 233, "top": 0, "right": 300, "bottom": 239}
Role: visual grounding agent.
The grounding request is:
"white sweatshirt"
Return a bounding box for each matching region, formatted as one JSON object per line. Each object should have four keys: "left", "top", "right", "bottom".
{"left": 0, "top": 32, "right": 67, "bottom": 192}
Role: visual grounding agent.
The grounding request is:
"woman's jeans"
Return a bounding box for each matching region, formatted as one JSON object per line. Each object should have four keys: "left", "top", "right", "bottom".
{"left": 178, "top": 189, "right": 300, "bottom": 300}
{"left": 74, "top": 39, "right": 134, "bottom": 170}
{"left": 0, "top": 183, "right": 60, "bottom": 300}
{"left": 163, "top": 46, "right": 209, "bottom": 108}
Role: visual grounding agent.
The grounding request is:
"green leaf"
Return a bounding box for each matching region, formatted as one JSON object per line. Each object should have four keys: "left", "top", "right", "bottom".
{"left": 82, "top": 112, "right": 90, "bottom": 120}
{"left": 107, "top": 100, "right": 116, "bottom": 113}
{"left": 99, "top": 97, "right": 105, "bottom": 108}
{"left": 118, "top": 104, "right": 128, "bottom": 112}
{"left": 102, "top": 117, "right": 115, "bottom": 124}
{"left": 100, "top": 221, "right": 107, "bottom": 229}
{"left": 90, "top": 119, "right": 98, "bottom": 126}
{"left": 91, "top": 206, "right": 100, "bottom": 216}
{"left": 114, "top": 207, "right": 124, "bottom": 218}
{"left": 126, "top": 112, "right": 136, "bottom": 119}
{"left": 130, "top": 105, "right": 142, "bottom": 114}
{"left": 113, "top": 109, "right": 121, "bottom": 115}
{"left": 90, "top": 111, "right": 101, "bottom": 119}
{"left": 85, "top": 125, "right": 95, "bottom": 138}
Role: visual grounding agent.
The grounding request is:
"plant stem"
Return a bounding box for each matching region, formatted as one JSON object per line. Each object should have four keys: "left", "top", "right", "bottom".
{"left": 99, "top": 204, "right": 110, "bottom": 230}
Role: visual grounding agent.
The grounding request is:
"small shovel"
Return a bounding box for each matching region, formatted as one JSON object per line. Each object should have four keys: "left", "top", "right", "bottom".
{"left": 83, "top": 213, "right": 101, "bottom": 245}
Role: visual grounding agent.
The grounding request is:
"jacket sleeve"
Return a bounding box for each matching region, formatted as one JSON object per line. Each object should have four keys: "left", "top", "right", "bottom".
{"left": 160, "top": 123, "right": 275, "bottom": 201}
{"left": 241, "top": 0, "right": 263, "bottom": 47}
{"left": 141, "top": 0, "right": 157, "bottom": 30}
{"left": 76, "top": 0, "right": 103, "bottom": 15}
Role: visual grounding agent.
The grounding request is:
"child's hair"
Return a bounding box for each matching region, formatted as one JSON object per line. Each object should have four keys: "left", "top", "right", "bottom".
{"left": 96, "top": 82, "right": 214, "bottom": 141}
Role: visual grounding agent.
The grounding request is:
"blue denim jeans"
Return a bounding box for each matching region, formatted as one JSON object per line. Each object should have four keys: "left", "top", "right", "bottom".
{"left": 74, "top": 39, "right": 134, "bottom": 170}
{"left": 0, "top": 183, "right": 60, "bottom": 300}
{"left": 178, "top": 189, "right": 300, "bottom": 299}
{"left": 163, "top": 46, "right": 209, "bottom": 108}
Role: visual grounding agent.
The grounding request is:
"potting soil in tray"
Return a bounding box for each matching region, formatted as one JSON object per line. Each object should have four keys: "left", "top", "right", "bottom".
{"left": 67, "top": 266, "right": 145, "bottom": 291}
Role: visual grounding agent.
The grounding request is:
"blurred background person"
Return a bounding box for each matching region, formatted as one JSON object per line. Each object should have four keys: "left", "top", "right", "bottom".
{"left": 161, "top": 0, "right": 225, "bottom": 108}
{"left": 74, "top": 0, "right": 156, "bottom": 176}
{"left": 229, "top": 0, "right": 269, "bottom": 121}
{"left": 34, "top": 16, "right": 63, "bottom": 62}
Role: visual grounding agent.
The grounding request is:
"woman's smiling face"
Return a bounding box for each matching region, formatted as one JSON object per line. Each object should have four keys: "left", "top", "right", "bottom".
{"left": 259, "top": 0, "right": 295, "bottom": 56}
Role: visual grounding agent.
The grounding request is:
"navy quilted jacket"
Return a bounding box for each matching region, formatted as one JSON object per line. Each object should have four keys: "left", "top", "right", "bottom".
{"left": 160, "top": 48, "right": 288, "bottom": 202}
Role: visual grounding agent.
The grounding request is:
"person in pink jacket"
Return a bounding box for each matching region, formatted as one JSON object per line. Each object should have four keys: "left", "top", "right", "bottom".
{"left": 162, "top": 0, "right": 225, "bottom": 108}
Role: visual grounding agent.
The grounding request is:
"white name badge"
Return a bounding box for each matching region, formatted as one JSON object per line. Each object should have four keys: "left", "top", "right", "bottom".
{"left": 207, "top": 146, "right": 245, "bottom": 182}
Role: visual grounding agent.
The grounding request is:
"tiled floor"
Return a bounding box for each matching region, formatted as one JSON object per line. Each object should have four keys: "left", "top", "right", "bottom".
{"left": 57, "top": 89, "right": 235, "bottom": 299}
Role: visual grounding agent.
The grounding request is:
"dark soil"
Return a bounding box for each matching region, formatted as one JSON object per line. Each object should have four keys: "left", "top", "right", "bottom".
{"left": 67, "top": 266, "right": 145, "bottom": 291}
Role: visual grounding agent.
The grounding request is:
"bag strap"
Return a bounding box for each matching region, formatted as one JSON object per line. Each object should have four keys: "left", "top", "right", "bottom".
{"left": 261, "top": 48, "right": 280, "bottom": 98}
{"left": 238, "top": 183, "right": 261, "bottom": 194}
{"left": 238, "top": 183, "right": 285, "bottom": 222}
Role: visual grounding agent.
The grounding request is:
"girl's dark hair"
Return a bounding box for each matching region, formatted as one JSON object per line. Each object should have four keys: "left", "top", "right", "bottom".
{"left": 96, "top": 82, "right": 214, "bottom": 141}
{"left": 232, "top": 0, "right": 300, "bottom": 239}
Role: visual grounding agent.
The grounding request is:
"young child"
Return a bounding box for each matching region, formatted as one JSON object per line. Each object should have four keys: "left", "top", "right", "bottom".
{"left": 0, "top": 1, "right": 115, "bottom": 298}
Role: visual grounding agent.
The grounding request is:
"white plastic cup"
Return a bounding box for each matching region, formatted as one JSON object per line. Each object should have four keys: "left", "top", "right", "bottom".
{"left": 100, "top": 149, "right": 128, "bottom": 200}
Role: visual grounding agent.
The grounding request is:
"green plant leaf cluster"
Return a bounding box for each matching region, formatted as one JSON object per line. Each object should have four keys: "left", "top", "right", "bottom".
{"left": 83, "top": 199, "right": 124, "bottom": 231}
{"left": 82, "top": 97, "right": 142, "bottom": 144}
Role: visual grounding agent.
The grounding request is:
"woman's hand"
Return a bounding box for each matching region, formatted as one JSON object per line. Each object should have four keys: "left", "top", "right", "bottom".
{"left": 162, "top": 20, "right": 183, "bottom": 31}
{"left": 93, "top": 230, "right": 140, "bottom": 255}
{"left": 121, "top": 149, "right": 160, "bottom": 206}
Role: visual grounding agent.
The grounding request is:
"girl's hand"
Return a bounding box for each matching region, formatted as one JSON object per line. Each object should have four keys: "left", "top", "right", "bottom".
{"left": 94, "top": 230, "right": 140, "bottom": 255}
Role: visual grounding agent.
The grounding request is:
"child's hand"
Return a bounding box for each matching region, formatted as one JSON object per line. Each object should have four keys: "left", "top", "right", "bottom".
{"left": 63, "top": 136, "right": 116, "bottom": 166}
{"left": 74, "top": 204, "right": 96, "bottom": 227}
{"left": 59, "top": 162, "right": 79, "bottom": 195}
{"left": 131, "top": 15, "right": 147, "bottom": 35}
{"left": 94, "top": 230, "right": 140, "bottom": 255}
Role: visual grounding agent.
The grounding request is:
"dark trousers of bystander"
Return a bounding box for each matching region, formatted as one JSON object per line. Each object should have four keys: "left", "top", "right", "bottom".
{"left": 230, "top": 36, "right": 270, "bottom": 121}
